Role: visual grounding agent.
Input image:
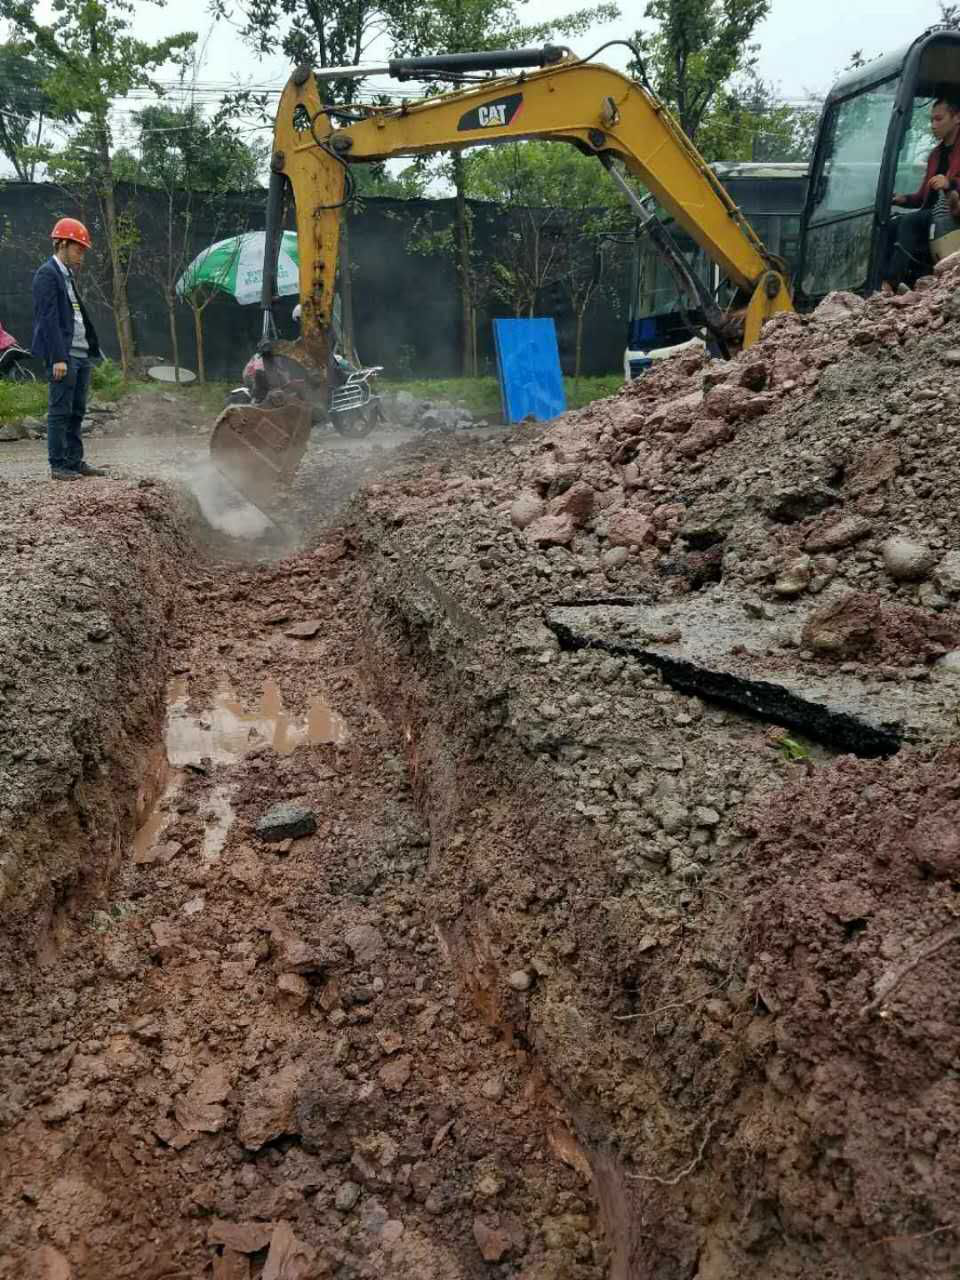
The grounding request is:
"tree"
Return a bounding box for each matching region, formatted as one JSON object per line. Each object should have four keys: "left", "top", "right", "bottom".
{"left": 467, "top": 141, "right": 631, "bottom": 373}
{"left": 696, "top": 74, "right": 820, "bottom": 164}
{"left": 0, "top": 42, "right": 65, "bottom": 180}
{"left": 1, "top": 0, "right": 196, "bottom": 374}
{"left": 112, "top": 104, "right": 266, "bottom": 192}
{"left": 177, "top": 233, "right": 245, "bottom": 384}
{"left": 631, "top": 0, "right": 770, "bottom": 143}
{"left": 387, "top": 0, "right": 619, "bottom": 374}
{"left": 939, "top": 3, "right": 960, "bottom": 28}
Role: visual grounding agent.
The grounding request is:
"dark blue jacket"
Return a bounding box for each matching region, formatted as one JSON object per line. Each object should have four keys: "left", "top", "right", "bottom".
{"left": 31, "top": 256, "right": 101, "bottom": 365}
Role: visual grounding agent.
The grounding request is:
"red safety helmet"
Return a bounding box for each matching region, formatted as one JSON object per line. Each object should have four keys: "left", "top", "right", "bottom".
{"left": 50, "top": 217, "right": 92, "bottom": 249}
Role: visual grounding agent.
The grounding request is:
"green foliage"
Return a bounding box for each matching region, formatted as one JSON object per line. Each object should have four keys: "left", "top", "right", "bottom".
{"left": 0, "top": 357, "right": 126, "bottom": 424}
{"left": 1, "top": 0, "right": 197, "bottom": 186}
{"left": 631, "top": 0, "right": 770, "bottom": 145}
{"left": 0, "top": 378, "right": 47, "bottom": 422}
{"left": 380, "top": 373, "right": 623, "bottom": 415}
{"left": 91, "top": 357, "right": 124, "bottom": 399}
{"left": 111, "top": 104, "right": 267, "bottom": 192}
{"left": 0, "top": 41, "right": 66, "bottom": 180}
{"left": 696, "top": 74, "right": 820, "bottom": 164}
{"left": 387, "top": 0, "right": 620, "bottom": 64}
{"left": 777, "top": 735, "right": 811, "bottom": 762}
{"left": 351, "top": 161, "right": 431, "bottom": 199}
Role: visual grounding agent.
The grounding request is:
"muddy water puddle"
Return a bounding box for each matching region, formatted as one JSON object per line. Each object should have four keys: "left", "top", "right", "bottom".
{"left": 130, "top": 676, "right": 346, "bottom": 863}
{"left": 166, "top": 675, "right": 347, "bottom": 765}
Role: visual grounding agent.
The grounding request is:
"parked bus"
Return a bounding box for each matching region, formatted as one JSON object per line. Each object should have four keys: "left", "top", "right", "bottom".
{"left": 625, "top": 161, "right": 809, "bottom": 373}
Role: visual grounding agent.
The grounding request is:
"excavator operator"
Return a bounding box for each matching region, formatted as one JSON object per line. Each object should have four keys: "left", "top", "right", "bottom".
{"left": 883, "top": 93, "right": 960, "bottom": 292}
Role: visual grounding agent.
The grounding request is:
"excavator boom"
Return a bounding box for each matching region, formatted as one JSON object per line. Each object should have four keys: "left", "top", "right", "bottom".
{"left": 211, "top": 47, "right": 793, "bottom": 510}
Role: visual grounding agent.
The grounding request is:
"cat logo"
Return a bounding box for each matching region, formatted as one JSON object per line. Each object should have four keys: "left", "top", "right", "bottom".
{"left": 457, "top": 93, "right": 523, "bottom": 132}
{"left": 478, "top": 103, "right": 507, "bottom": 127}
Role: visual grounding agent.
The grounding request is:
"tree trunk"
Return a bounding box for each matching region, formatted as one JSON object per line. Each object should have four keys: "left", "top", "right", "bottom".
{"left": 167, "top": 291, "right": 181, "bottom": 384}
{"left": 96, "top": 124, "right": 135, "bottom": 377}
{"left": 192, "top": 304, "right": 205, "bottom": 384}
{"left": 574, "top": 310, "right": 584, "bottom": 379}
{"left": 452, "top": 154, "right": 474, "bottom": 376}
{"left": 340, "top": 215, "right": 355, "bottom": 361}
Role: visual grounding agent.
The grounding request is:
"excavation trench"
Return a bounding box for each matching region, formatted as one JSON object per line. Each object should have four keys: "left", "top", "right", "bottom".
{"left": 2, "top": 424, "right": 957, "bottom": 1280}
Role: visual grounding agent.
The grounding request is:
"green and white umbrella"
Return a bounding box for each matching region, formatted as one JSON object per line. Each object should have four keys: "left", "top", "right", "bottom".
{"left": 176, "top": 231, "right": 300, "bottom": 306}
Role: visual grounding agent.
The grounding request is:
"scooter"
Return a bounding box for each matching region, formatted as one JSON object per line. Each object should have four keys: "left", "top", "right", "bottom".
{"left": 228, "top": 350, "right": 383, "bottom": 439}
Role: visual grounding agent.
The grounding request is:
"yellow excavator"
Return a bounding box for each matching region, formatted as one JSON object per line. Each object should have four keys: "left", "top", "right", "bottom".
{"left": 210, "top": 26, "right": 960, "bottom": 510}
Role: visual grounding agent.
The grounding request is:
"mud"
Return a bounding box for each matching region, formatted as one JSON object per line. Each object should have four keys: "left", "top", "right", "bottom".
{"left": 3, "top": 263, "right": 960, "bottom": 1278}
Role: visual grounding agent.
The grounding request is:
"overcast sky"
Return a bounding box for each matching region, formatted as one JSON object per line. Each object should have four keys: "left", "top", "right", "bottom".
{"left": 13, "top": 0, "right": 952, "bottom": 166}
{"left": 126, "top": 0, "right": 946, "bottom": 99}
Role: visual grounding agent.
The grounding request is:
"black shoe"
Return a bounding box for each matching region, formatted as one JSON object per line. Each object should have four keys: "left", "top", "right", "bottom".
{"left": 76, "top": 463, "right": 108, "bottom": 477}
{"left": 51, "top": 468, "right": 82, "bottom": 482}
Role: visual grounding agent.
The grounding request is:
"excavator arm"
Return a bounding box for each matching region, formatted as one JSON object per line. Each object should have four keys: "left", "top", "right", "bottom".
{"left": 211, "top": 48, "right": 793, "bottom": 510}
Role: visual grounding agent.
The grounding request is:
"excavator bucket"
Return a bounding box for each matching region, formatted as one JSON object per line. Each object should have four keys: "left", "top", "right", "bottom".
{"left": 209, "top": 394, "right": 313, "bottom": 514}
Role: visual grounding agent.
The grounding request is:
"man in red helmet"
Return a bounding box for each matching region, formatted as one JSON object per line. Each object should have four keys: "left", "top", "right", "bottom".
{"left": 32, "top": 218, "right": 106, "bottom": 480}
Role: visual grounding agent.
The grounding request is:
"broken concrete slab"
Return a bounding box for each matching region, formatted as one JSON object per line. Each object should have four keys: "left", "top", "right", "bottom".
{"left": 546, "top": 598, "right": 958, "bottom": 757}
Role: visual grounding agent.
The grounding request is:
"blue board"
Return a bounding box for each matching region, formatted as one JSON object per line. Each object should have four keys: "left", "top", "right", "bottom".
{"left": 493, "top": 317, "right": 567, "bottom": 424}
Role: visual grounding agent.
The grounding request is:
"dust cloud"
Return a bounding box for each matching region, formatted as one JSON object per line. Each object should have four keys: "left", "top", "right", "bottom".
{"left": 184, "top": 460, "right": 275, "bottom": 540}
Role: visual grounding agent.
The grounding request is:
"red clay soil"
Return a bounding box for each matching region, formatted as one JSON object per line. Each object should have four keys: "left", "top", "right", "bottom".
{"left": 0, "top": 518, "right": 607, "bottom": 1280}
{"left": 4, "top": 255, "right": 960, "bottom": 1280}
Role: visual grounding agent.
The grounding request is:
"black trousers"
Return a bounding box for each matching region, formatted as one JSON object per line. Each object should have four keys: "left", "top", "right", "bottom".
{"left": 883, "top": 209, "right": 932, "bottom": 287}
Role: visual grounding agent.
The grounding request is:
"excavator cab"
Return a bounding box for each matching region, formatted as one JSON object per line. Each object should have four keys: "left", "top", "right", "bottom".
{"left": 798, "top": 25, "right": 960, "bottom": 303}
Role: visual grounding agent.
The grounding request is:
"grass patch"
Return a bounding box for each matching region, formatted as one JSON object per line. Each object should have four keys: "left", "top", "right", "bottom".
{"left": 0, "top": 379, "right": 47, "bottom": 423}
{"left": 380, "top": 373, "right": 625, "bottom": 418}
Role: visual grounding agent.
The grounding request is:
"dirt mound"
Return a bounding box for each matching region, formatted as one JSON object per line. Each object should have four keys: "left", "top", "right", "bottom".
{"left": 344, "top": 259, "right": 960, "bottom": 1276}
{"left": 0, "top": 475, "right": 185, "bottom": 951}
{"left": 743, "top": 748, "right": 960, "bottom": 1272}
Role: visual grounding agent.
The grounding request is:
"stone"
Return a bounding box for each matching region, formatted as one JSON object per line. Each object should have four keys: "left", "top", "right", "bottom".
{"left": 812, "top": 290, "right": 866, "bottom": 323}
{"left": 29, "top": 1247, "right": 73, "bottom": 1280}
{"left": 277, "top": 973, "right": 311, "bottom": 1006}
{"left": 378, "top": 1054, "right": 412, "bottom": 1093}
{"left": 510, "top": 491, "right": 545, "bottom": 529}
{"left": 802, "top": 594, "right": 877, "bottom": 657}
{"left": 0, "top": 422, "right": 25, "bottom": 442}
{"left": 480, "top": 1076, "right": 504, "bottom": 1101}
{"left": 176, "top": 1063, "right": 231, "bottom": 1134}
{"left": 881, "top": 536, "right": 936, "bottom": 582}
{"left": 381, "top": 1220, "right": 404, "bottom": 1246}
{"left": 237, "top": 1061, "right": 302, "bottom": 1149}
{"left": 335, "top": 1181, "right": 361, "bottom": 1212}
{"left": 208, "top": 1221, "right": 274, "bottom": 1253}
{"left": 473, "top": 1217, "right": 512, "bottom": 1263}
{"left": 694, "top": 806, "right": 721, "bottom": 826}
{"left": 507, "top": 970, "right": 532, "bottom": 991}
{"left": 804, "top": 516, "right": 873, "bottom": 553}
{"left": 652, "top": 797, "right": 689, "bottom": 834}
{"left": 703, "top": 384, "right": 773, "bottom": 423}
{"left": 602, "top": 546, "right": 630, "bottom": 573}
{"left": 524, "top": 513, "right": 575, "bottom": 547}
{"left": 606, "top": 510, "right": 654, "bottom": 549}
{"left": 937, "top": 649, "right": 960, "bottom": 673}
{"left": 44, "top": 1087, "right": 90, "bottom": 1123}
{"left": 933, "top": 550, "right": 960, "bottom": 596}
{"left": 774, "top": 556, "right": 812, "bottom": 596}
{"left": 550, "top": 480, "right": 595, "bottom": 523}
{"left": 212, "top": 1251, "right": 250, "bottom": 1280}
{"left": 344, "top": 923, "right": 383, "bottom": 964}
{"left": 255, "top": 803, "right": 317, "bottom": 842}
{"left": 262, "top": 1222, "right": 317, "bottom": 1280}
{"left": 284, "top": 620, "right": 322, "bottom": 639}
